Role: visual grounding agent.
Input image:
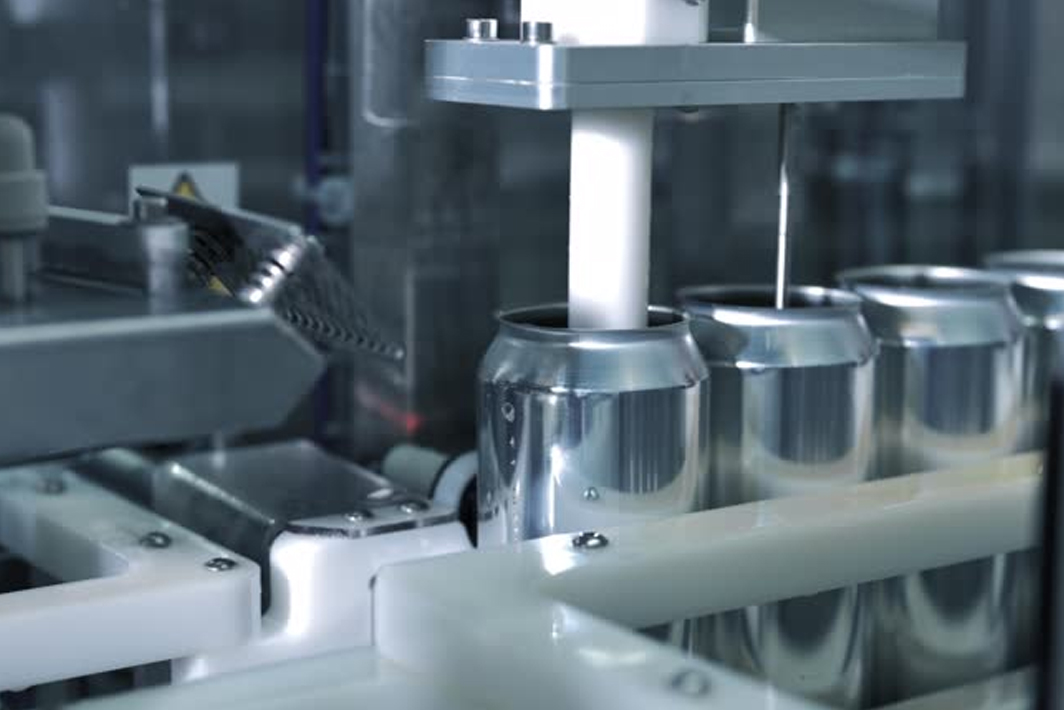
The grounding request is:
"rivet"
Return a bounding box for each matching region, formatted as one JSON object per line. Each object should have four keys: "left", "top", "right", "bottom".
{"left": 139, "top": 531, "right": 172, "bottom": 549}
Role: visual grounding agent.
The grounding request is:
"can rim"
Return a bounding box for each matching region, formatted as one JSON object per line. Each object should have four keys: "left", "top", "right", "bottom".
{"left": 496, "top": 303, "right": 689, "bottom": 341}
{"left": 837, "top": 264, "right": 1009, "bottom": 300}
{"left": 985, "top": 250, "right": 1064, "bottom": 273}
{"left": 677, "top": 284, "right": 861, "bottom": 319}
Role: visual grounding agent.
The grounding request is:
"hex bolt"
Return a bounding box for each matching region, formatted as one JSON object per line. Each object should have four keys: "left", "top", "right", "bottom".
{"left": 520, "top": 21, "right": 553, "bottom": 45}
{"left": 571, "top": 531, "right": 609, "bottom": 550}
{"left": 204, "top": 557, "right": 237, "bottom": 572}
{"left": 669, "top": 669, "right": 712, "bottom": 697}
{"left": 399, "top": 500, "right": 429, "bottom": 515}
{"left": 465, "top": 18, "right": 498, "bottom": 41}
{"left": 139, "top": 531, "right": 172, "bottom": 549}
{"left": 345, "top": 509, "right": 375, "bottom": 523}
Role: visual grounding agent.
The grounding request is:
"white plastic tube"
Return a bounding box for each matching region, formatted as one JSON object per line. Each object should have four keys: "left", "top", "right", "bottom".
{"left": 521, "top": 0, "right": 709, "bottom": 330}
{"left": 569, "top": 110, "right": 654, "bottom": 329}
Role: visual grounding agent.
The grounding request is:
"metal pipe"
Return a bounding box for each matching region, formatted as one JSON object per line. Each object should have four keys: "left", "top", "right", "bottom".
{"left": 775, "top": 104, "right": 795, "bottom": 310}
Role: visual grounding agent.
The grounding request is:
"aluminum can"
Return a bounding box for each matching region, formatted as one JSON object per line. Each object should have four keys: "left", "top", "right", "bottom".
{"left": 983, "top": 251, "right": 1064, "bottom": 668}
{"left": 477, "top": 304, "right": 709, "bottom": 546}
{"left": 680, "top": 285, "right": 876, "bottom": 709}
{"left": 839, "top": 264, "right": 1026, "bottom": 703}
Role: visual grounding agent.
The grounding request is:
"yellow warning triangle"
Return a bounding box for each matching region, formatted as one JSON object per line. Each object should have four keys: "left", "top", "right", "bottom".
{"left": 171, "top": 171, "right": 204, "bottom": 201}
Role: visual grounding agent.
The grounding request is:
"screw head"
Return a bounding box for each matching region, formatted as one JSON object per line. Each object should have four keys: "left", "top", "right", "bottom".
{"left": 345, "top": 509, "right": 374, "bottom": 523}
{"left": 139, "top": 531, "right": 172, "bottom": 549}
{"left": 204, "top": 557, "right": 237, "bottom": 572}
{"left": 571, "top": 531, "right": 609, "bottom": 550}
{"left": 669, "top": 669, "right": 711, "bottom": 698}
{"left": 368, "top": 487, "right": 395, "bottom": 501}
{"left": 399, "top": 500, "right": 429, "bottom": 515}
{"left": 520, "top": 21, "right": 553, "bottom": 45}
{"left": 37, "top": 478, "right": 66, "bottom": 495}
{"left": 583, "top": 487, "right": 600, "bottom": 502}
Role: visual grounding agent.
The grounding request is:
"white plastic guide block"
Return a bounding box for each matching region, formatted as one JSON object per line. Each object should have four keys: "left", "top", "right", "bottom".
{"left": 521, "top": 0, "right": 709, "bottom": 330}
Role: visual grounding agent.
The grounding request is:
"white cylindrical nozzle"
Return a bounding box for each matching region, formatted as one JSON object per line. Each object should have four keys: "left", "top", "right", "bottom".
{"left": 521, "top": 0, "right": 709, "bottom": 330}
{"left": 569, "top": 110, "right": 654, "bottom": 330}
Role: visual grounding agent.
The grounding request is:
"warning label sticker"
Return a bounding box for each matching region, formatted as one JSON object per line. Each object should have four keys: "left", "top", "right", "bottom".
{"left": 129, "top": 162, "right": 239, "bottom": 209}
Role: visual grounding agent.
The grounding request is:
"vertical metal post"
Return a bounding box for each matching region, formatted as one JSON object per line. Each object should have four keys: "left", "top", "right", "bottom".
{"left": 774, "top": 103, "right": 794, "bottom": 310}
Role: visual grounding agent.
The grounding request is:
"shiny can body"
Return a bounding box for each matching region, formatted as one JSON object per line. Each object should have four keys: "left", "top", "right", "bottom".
{"left": 985, "top": 251, "right": 1064, "bottom": 449}
{"left": 983, "top": 251, "right": 1064, "bottom": 668}
{"left": 839, "top": 265, "right": 1026, "bottom": 704}
{"left": 477, "top": 304, "right": 709, "bottom": 546}
{"left": 680, "top": 286, "right": 877, "bottom": 709}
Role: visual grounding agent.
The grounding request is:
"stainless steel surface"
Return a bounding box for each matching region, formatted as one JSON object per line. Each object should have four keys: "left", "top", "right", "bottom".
{"left": 0, "top": 282, "right": 323, "bottom": 464}
{"left": 775, "top": 105, "right": 795, "bottom": 310}
{"left": 711, "top": 0, "right": 942, "bottom": 42}
{"left": 477, "top": 304, "right": 708, "bottom": 546}
{"left": 140, "top": 188, "right": 403, "bottom": 360}
{"left": 838, "top": 264, "right": 1026, "bottom": 704}
{"left": 344, "top": 0, "right": 500, "bottom": 459}
{"left": 44, "top": 207, "right": 191, "bottom": 297}
{"left": 680, "top": 286, "right": 875, "bottom": 708}
{"left": 424, "top": 40, "right": 967, "bottom": 110}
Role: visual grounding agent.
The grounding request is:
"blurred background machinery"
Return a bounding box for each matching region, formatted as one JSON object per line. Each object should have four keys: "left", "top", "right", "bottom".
{"left": 1, "top": 0, "right": 1060, "bottom": 464}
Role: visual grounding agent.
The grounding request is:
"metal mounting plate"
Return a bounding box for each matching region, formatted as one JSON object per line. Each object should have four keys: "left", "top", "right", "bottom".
{"left": 426, "top": 40, "right": 967, "bottom": 110}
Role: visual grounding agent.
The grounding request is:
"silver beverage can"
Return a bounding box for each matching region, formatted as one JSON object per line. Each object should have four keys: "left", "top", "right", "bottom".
{"left": 985, "top": 251, "right": 1064, "bottom": 449}
{"left": 679, "top": 285, "right": 876, "bottom": 709}
{"left": 838, "top": 264, "right": 1026, "bottom": 704}
{"left": 477, "top": 304, "right": 709, "bottom": 546}
{"left": 983, "top": 251, "right": 1064, "bottom": 668}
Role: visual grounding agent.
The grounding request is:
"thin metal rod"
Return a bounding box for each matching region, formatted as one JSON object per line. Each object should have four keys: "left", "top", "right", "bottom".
{"left": 774, "top": 103, "right": 794, "bottom": 310}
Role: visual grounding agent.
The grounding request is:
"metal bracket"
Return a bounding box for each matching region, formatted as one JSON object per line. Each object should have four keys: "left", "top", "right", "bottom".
{"left": 425, "top": 40, "right": 967, "bottom": 111}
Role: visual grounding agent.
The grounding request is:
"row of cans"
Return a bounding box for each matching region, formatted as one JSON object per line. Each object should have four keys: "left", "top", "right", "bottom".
{"left": 477, "top": 253, "right": 1064, "bottom": 707}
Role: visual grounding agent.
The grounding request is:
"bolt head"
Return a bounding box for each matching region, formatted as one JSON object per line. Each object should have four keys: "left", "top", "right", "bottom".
{"left": 399, "top": 500, "right": 429, "bottom": 515}
{"left": 345, "top": 509, "right": 374, "bottom": 523}
{"left": 571, "top": 531, "right": 609, "bottom": 550}
{"left": 368, "top": 487, "right": 395, "bottom": 501}
{"left": 669, "top": 669, "right": 711, "bottom": 697}
{"left": 520, "top": 21, "right": 553, "bottom": 44}
{"left": 583, "top": 487, "right": 600, "bottom": 502}
{"left": 140, "top": 531, "right": 172, "bottom": 549}
{"left": 204, "top": 557, "right": 237, "bottom": 572}
{"left": 465, "top": 17, "right": 499, "bottom": 41}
